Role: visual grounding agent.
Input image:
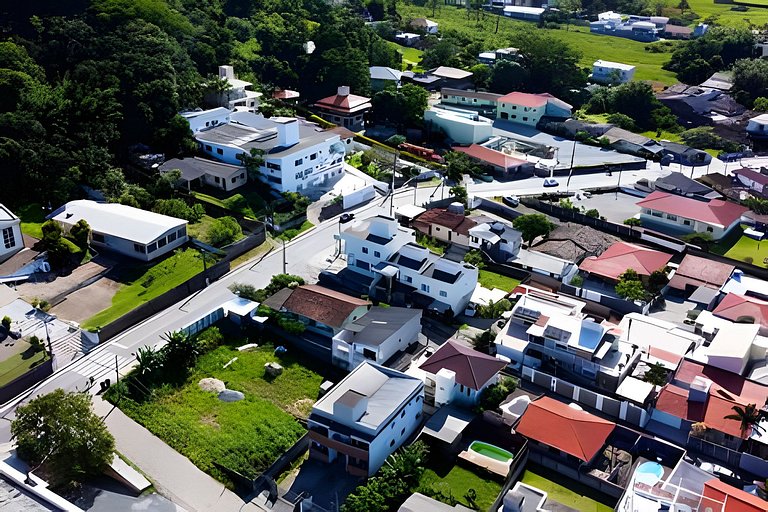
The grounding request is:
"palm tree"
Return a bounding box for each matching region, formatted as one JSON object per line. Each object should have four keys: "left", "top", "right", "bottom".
{"left": 724, "top": 403, "right": 766, "bottom": 439}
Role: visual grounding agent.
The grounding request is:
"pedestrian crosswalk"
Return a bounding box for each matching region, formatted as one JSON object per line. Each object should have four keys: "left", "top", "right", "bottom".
{"left": 71, "top": 350, "right": 132, "bottom": 384}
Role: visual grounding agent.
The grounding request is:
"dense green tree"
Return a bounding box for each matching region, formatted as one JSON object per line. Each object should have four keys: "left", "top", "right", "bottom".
{"left": 665, "top": 27, "right": 755, "bottom": 84}
{"left": 420, "top": 38, "right": 460, "bottom": 69}
{"left": 509, "top": 28, "right": 586, "bottom": 98}
{"left": 444, "top": 151, "right": 482, "bottom": 181}
{"left": 207, "top": 216, "right": 243, "bottom": 247}
{"left": 371, "top": 84, "right": 429, "bottom": 127}
{"left": 513, "top": 214, "right": 555, "bottom": 246}
{"left": 488, "top": 60, "right": 530, "bottom": 94}
{"left": 587, "top": 81, "right": 679, "bottom": 131}
{"left": 12, "top": 390, "right": 115, "bottom": 488}
{"left": 732, "top": 59, "right": 768, "bottom": 108}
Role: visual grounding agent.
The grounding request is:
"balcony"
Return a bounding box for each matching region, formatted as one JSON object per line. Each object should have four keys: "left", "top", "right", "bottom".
{"left": 308, "top": 430, "right": 369, "bottom": 462}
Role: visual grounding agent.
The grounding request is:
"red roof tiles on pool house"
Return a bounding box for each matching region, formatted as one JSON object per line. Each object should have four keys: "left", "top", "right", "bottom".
{"left": 516, "top": 396, "right": 615, "bottom": 462}
{"left": 453, "top": 144, "right": 527, "bottom": 170}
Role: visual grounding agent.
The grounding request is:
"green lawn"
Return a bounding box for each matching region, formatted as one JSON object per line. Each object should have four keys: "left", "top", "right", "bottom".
{"left": 387, "top": 41, "right": 424, "bottom": 71}
{"left": 478, "top": 270, "right": 521, "bottom": 292}
{"left": 187, "top": 214, "right": 218, "bottom": 242}
{"left": 81, "top": 249, "right": 210, "bottom": 330}
{"left": 0, "top": 344, "right": 47, "bottom": 387}
{"left": 16, "top": 203, "right": 46, "bottom": 240}
{"left": 418, "top": 464, "right": 503, "bottom": 511}
{"left": 191, "top": 187, "right": 267, "bottom": 220}
{"left": 417, "top": 234, "right": 449, "bottom": 255}
{"left": 522, "top": 468, "right": 615, "bottom": 512}
{"left": 685, "top": 0, "right": 768, "bottom": 27}
{"left": 712, "top": 226, "right": 768, "bottom": 267}
{"left": 398, "top": 5, "right": 678, "bottom": 85}
{"left": 113, "top": 336, "right": 323, "bottom": 487}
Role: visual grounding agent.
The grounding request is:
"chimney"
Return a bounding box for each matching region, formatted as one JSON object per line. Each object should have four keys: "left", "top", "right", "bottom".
{"left": 338, "top": 85, "right": 351, "bottom": 97}
{"left": 218, "top": 65, "right": 235, "bottom": 80}
{"left": 273, "top": 117, "right": 300, "bottom": 147}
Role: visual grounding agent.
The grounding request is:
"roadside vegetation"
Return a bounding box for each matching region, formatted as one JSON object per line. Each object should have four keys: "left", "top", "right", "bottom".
{"left": 107, "top": 326, "right": 323, "bottom": 488}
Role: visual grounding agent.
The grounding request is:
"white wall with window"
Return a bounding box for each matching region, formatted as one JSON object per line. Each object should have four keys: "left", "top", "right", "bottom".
{"left": 0, "top": 204, "right": 23, "bottom": 263}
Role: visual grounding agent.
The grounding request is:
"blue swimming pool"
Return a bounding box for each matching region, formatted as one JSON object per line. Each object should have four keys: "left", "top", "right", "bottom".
{"left": 577, "top": 322, "right": 606, "bottom": 351}
{"left": 635, "top": 461, "right": 664, "bottom": 486}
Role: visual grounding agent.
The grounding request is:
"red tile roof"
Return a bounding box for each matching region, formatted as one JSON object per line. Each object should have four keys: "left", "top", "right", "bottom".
{"left": 655, "top": 359, "right": 768, "bottom": 439}
{"left": 281, "top": 284, "right": 370, "bottom": 328}
{"left": 516, "top": 396, "right": 615, "bottom": 462}
{"left": 315, "top": 92, "right": 372, "bottom": 114}
{"left": 579, "top": 242, "right": 672, "bottom": 281}
{"left": 453, "top": 144, "right": 527, "bottom": 170}
{"left": 498, "top": 91, "right": 549, "bottom": 108}
{"left": 412, "top": 208, "right": 477, "bottom": 236}
{"left": 637, "top": 191, "right": 748, "bottom": 228}
{"left": 712, "top": 293, "right": 768, "bottom": 328}
{"left": 418, "top": 340, "right": 506, "bottom": 390}
{"left": 668, "top": 254, "right": 735, "bottom": 291}
{"left": 273, "top": 89, "right": 300, "bottom": 100}
{"left": 703, "top": 479, "right": 768, "bottom": 512}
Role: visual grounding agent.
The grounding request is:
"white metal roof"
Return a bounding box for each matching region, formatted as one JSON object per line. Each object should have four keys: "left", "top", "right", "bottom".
{"left": 593, "top": 60, "right": 635, "bottom": 71}
{"left": 51, "top": 200, "right": 187, "bottom": 245}
{"left": 616, "top": 376, "right": 654, "bottom": 404}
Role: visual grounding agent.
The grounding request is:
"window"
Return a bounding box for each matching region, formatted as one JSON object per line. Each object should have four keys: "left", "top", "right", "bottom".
{"left": 400, "top": 410, "right": 405, "bottom": 418}
{"left": 404, "top": 275, "right": 413, "bottom": 284}
{"left": 158, "top": 237, "right": 168, "bottom": 248}
{"left": 421, "top": 284, "right": 429, "bottom": 293}
{"left": 390, "top": 439, "right": 395, "bottom": 447}
{"left": 267, "top": 162, "right": 281, "bottom": 170}
{"left": 310, "top": 153, "right": 317, "bottom": 160}
{"left": 205, "top": 145, "right": 212, "bottom": 152}
{"left": 651, "top": 211, "right": 663, "bottom": 218}
{"left": 511, "top": 115, "right": 517, "bottom": 119}
{"left": 667, "top": 214, "right": 677, "bottom": 221}
{"left": 401, "top": 427, "right": 405, "bottom": 436}
{"left": 362, "top": 247, "right": 369, "bottom": 254}
{"left": 363, "top": 348, "right": 377, "bottom": 360}
{"left": 439, "top": 290, "right": 447, "bottom": 297}
{"left": 443, "top": 94, "right": 448, "bottom": 99}
{"left": 93, "top": 233, "right": 105, "bottom": 243}
{"left": 473, "top": 98, "right": 477, "bottom": 103}
{"left": 355, "top": 260, "right": 370, "bottom": 271}
{"left": 147, "top": 242, "right": 158, "bottom": 253}
{"left": 168, "top": 232, "right": 177, "bottom": 242}
{"left": 295, "top": 158, "right": 303, "bottom": 166}
{"left": 231, "top": 177, "right": 237, "bottom": 184}
{"left": 523, "top": 117, "right": 528, "bottom": 122}
{"left": 683, "top": 219, "right": 691, "bottom": 226}
{"left": 216, "top": 148, "right": 224, "bottom": 155}
{"left": 177, "top": 227, "right": 186, "bottom": 238}
{"left": 240, "top": 173, "right": 245, "bottom": 179}
{"left": 374, "top": 251, "right": 380, "bottom": 258}
{"left": 133, "top": 243, "right": 145, "bottom": 254}
{"left": 706, "top": 226, "right": 714, "bottom": 233}
{"left": 460, "top": 384, "right": 464, "bottom": 392}
{"left": 214, "top": 176, "right": 220, "bottom": 183}
{"left": 500, "top": 112, "right": 508, "bottom": 120}
{"left": 2, "top": 227, "right": 15, "bottom": 249}
{"left": 512, "top": 105, "right": 517, "bottom": 110}
{"left": 295, "top": 172, "right": 303, "bottom": 180}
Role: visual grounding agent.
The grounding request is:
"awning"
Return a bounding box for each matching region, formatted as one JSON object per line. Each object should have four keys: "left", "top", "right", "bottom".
{"left": 594, "top": 341, "right": 612, "bottom": 361}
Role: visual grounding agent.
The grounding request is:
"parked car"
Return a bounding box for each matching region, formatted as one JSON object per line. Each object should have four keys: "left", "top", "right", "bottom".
{"left": 503, "top": 195, "right": 520, "bottom": 207}
{"left": 339, "top": 213, "right": 355, "bottom": 223}
{"left": 543, "top": 178, "right": 559, "bottom": 187}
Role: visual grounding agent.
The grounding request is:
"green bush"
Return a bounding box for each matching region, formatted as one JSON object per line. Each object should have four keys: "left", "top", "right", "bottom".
{"left": 1, "top": 316, "right": 10, "bottom": 329}
{"left": 624, "top": 217, "right": 642, "bottom": 226}
{"left": 196, "top": 326, "right": 223, "bottom": 352}
{"left": 207, "top": 216, "right": 242, "bottom": 247}
{"left": 477, "top": 376, "right": 517, "bottom": 412}
{"left": 463, "top": 249, "right": 485, "bottom": 269}
{"left": 153, "top": 198, "right": 205, "bottom": 222}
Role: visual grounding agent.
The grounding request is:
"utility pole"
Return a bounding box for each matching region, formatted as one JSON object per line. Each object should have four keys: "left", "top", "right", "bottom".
{"left": 282, "top": 238, "right": 287, "bottom": 274}
{"left": 390, "top": 151, "right": 398, "bottom": 217}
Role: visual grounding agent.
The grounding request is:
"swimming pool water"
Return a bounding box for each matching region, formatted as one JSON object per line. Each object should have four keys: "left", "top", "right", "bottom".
{"left": 469, "top": 441, "right": 514, "bottom": 462}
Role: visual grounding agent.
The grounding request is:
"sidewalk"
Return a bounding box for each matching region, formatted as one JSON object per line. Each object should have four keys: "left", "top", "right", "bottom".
{"left": 93, "top": 398, "right": 266, "bottom": 512}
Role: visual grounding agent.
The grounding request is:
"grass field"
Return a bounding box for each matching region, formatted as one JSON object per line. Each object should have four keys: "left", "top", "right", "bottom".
{"left": 0, "top": 343, "right": 46, "bottom": 387}
{"left": 522, "top": 467, "right": 615, "bottom": 512}
{"left": 418, "top": 464, "right": 502, "bottom": 511}
{"left": 712, "top": 226, "right": 768, "bottom": 266}
{"left": 191, "top": 187, "right": 267, "bottom": 219}
{"left": 16, "top": 203, "right": 46, "bottom": 240}
{"left": 397, "top": 5, "right": 679, "bottom": 85}
{"left": 113, "top": 336, "right": 323, "bottom": 487}
{"left": 685, "top": 0, "right": 768, "bottom": 27}
{"left": 478, "top": 270, "right": 521, "bottom": 291}
{"left": 387, "top": 41, "right": 425, "bottom": 71}
{"left": 81, "top": 249, "right": 209, "bottom": 330}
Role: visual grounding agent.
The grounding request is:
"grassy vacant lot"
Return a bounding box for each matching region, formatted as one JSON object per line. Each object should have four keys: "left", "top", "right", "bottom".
{"left": 712, "top": 226, "right": 768, "bottom": 267}
{"left": 478, "top": 270, "right": 521, "bottom": 291}
{"left": 398, "top": 5, "right": 678, "bottom": 85}
{"left": 0, "top": 342, "right": 46, "bottom": 387}
{"left": 522, "top": 467, "right": 614, "bottom": 512}
{"left": 16, "top": 203, "right": 45, "bottom": 239}
{"left": 115, "top": 338, "right": 323, "bottom": 486}
{"left": 418, "top": 463, "right": 502, "bottom": 511}
{"left": 81, "top": 249, "right": 208, "bottom": 330}
{"left": 387, "top": 41, "right": 425, "bottom": 71}
{"left": 191, "top": 186, "right": 268, "bottom": 219}
{"left": 686, "top": 0, "right": 768, "bottom": 27}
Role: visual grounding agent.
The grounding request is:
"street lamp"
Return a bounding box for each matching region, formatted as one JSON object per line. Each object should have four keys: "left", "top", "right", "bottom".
{"left": 37, "top": 310, "right": 55, "bottom": 357}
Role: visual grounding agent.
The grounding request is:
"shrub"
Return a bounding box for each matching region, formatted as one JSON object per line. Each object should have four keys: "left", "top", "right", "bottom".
{"left": 196, "top": 326, "right": 223, "bottom": 352}
{"left": 207, "top": 216, "right": 242, "bottom": 247}
{"left": 1, "top": 316, "right": 10, "bottom": 329}
{"left": 624, "top": 217, "right": 642, "bottom": 226}
{"left": 153, "top": 198, "right": 204, "bottom": 222}
{"left": 607, "top": 112, "right": 637, "bottom": 131}
{"left": 570, "top": 274, "right": 584, "bottom": 287}
{"left": 477, "top": 376, "right": 517, "bottom": 412}
{"left": 463, "top": 249, "right": 485, "bottom": 269}
{"left": 585, "top": 209, "right": 600, "bottom": 218}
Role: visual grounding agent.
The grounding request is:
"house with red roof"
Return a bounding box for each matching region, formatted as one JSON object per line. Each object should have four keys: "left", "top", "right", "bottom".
{"left": 648, "top": 359, "right": 768, "bottom": 476}
{"left": 712, "top": 293, "right": 768, "bottom": 336}
{"left": 733, "top": 168, "right": 768, "bottom": 199}
{"left": 637, "top": 191, "right": 748, "bottom": 240}
{"left": 702, "top": 479, "right": 768, "bottom": 512}
{"left": 578, "top": 242, "right": 672, "bottom": 284}
{"left": 453, "top": 144, "right": 531, "bottom": 178}
{"left": 668, "top": 254, "right": 734, "bottom": 296}
{"left": 412, "top": 206, "right": 478, "bottom": 247}
{"left": 418, "top": 339, "right": 507, "bottom": 407}
{"left": 516, "top": 396, "right": 615, "bottom": 463}
{"left": 496, "top": 92, "right": 572, "bottom": 127}
{"left": 313, "top": 86, "right": 372, "bottom": 132}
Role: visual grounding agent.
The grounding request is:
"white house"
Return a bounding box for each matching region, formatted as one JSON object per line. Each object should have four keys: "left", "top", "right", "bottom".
{"left": 180, "top": 107, "right": 231, "bottom": 134}
{"left": 331, "top": 306, "right": 422, "bottom": 370}
{"left": 423, "top": 106, "right": 494, "bottom": 144}
{"left": 496, "top": 92, "right": 572, "bottom": 127}
{"left": 207, "top": 65, "right": 262, "bottom": 112}
{"left": 189, "top": 108, "right": 346, "bottom": 194}
{"left": 410, "top": 18, "right": 438, "bottom": 33}
{"left": 159, "top": 157, "right": 247, "bottom": 192}
{"left": 418, "top": 340, "right": 506, "bottom": 407}
{"left": 0, "top": 205, "right": 24, "bottom": 263}
{"left": 590, "top": 60, "right": 636, "bottom": 84}
{"left": 636, "top": 191, "right": 748, "bottom": 240}
{"left": 50, "top": 200, "right": 187, "bottom": 261}
{"left": 439, "top": 88, "right": 502, "bottom": 111}
{"left": 341, "top": 216, "right": 479, "bottom": 314}
{"left": 747, "top": 113, "right": 768, "bottom": 140}
{"left": 308, "top": 362, "right": 424, "bottom": 476}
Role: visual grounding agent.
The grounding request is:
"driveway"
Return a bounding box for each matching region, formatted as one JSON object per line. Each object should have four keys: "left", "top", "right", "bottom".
{"left": 569, "top": 191, "right": 646, "bottom": 224}
{"left": 16, "top": 256, "right": 114, "bottom": 304}
{"left": 50, "top": 277, "right": 121, "bottom": 324}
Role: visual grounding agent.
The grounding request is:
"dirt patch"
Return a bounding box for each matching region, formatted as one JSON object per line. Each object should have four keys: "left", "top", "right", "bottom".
{"left": 16, "top": 257, "right": 114, "bottom": 303}
{"left": 49, "top": 276, "right": 121, "bottom": 324}
{"left": 285, "top": 398, "right": 315, "bottom": 419}
{"left": 200, "top": 414, "right": 220, "bottom": 430}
